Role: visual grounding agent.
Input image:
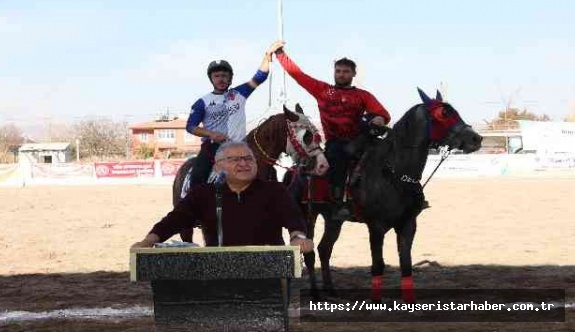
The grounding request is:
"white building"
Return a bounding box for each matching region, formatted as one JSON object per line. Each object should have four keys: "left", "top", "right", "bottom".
{"left": 19, "top": 142, "right": 73, "bottom": 164}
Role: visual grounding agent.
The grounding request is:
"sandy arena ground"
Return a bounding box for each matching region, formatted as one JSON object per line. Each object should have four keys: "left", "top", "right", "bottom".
{"left": 0, "top": 177, "right": 573, "bottom": 331}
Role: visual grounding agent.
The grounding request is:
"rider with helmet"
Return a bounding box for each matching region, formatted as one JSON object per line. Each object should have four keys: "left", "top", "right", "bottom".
{"left": 186, "top": 41, "right": 285, "bottom": 187}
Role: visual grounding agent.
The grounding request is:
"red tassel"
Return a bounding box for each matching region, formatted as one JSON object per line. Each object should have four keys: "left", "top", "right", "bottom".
{"left": 371, "top": 275, "right": 382, "bottom": 301}
{"left": 401, "top": 276, "right": 415, "bottom": 303}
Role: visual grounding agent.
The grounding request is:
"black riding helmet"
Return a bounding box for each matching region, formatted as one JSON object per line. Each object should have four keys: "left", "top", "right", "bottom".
{"left": 207, "top": 60, "right": 233, "bottom": 79}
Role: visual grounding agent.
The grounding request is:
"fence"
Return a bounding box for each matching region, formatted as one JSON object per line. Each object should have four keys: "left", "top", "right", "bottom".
{"left": 0, "top": 159, "right": 186, "bottom": 187}
{"left": 1, "top": 154, "right": 574, "bottom": 187}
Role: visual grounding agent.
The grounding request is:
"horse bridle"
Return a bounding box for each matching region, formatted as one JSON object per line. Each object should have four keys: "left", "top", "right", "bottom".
{"left": 251, "top": 120, "right": 323, "bottom": 170}
{"left": 420, "top": 107, "right": 470, "bottom": 189}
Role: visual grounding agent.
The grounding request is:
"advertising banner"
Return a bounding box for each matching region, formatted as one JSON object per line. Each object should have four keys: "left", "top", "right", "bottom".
{"left": 94, "top": 161, "right": 155, "bottom": 178}
{"left": 159, "top": 160, "right": 186, "bottom": 177}
{"left": 32, "top": 163, "right": 94, "bottom": 178}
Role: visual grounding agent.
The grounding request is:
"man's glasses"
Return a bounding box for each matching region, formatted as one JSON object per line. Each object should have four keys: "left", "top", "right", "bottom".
{"left": 217, "top": 155, "right": 256, "bottom": 163}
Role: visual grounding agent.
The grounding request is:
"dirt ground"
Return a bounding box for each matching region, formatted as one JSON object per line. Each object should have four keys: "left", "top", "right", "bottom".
{"left": 1, "top": 177, "right": 573, "bottom": 331}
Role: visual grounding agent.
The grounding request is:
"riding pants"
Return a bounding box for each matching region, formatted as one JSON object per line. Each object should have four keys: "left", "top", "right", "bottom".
{"left": 325, "top": 138, "right": 352, "bottom": 202}
{"left": 326, "top": 118, "right": 375, "bottom": 191}
{"left": 190, "top": 141, "right": 220, "bottom": 186}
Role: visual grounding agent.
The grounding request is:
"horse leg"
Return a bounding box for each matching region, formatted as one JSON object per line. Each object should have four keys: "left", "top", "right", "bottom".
{"left": 303, "top": 209, "right": 320, "bottom": 301}
{"left": 173, "top": 158, "right": 196, "bottom": 243}
{"left": 396, "top": 216, "right": 417, "bottom": 303}
{"left": 367, "top": 222, "right": 387, "bottom": 303}
{"left": 317, "top": 203, "right": 344, "bottom": 296}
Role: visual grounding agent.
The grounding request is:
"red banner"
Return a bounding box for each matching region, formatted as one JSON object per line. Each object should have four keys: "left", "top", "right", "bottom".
{"left": 94, "top": 161, "right": 155, "bottom": 178}
{"left": 159, "top": 160, "right": 186, "bottom": 177}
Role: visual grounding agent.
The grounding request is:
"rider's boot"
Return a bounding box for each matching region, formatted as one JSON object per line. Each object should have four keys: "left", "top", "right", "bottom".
{"left": 331, "top": 186, "right": 352, "bottom": 221}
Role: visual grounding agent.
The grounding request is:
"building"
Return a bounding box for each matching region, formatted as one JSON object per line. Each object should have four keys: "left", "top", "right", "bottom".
{"left": 19, "top": 142, "right": 73, "bottom": 164}
{"left": 471, "top": 120, "right": 575, "bottom": 155}
{"left": 129, "top": 110, "right": 326, "bottom": 159}
{"left": 129, "top": 117, "right": 202, "bottom": 159}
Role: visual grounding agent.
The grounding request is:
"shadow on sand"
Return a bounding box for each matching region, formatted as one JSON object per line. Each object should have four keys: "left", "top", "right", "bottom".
{"left": 1, "top": 265, "right": 573, "bottom": 332}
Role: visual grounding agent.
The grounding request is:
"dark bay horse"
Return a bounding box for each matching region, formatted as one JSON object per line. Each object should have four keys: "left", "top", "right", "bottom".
{"left": 172, "top": 104, "right": 328, "bottom": 241}
{"left": 284, "top": 88, "right": 483, "bottom": 303}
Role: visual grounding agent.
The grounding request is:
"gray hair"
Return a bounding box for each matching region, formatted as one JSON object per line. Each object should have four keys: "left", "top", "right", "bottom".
{"left": 214, "top": 141, "right": 253, "bottom": 162}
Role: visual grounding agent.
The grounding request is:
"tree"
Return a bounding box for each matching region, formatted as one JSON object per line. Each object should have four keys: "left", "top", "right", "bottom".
{"left": 0, "top": 123, "right": 25, "bottom": 163}
{"left": 487, "top": 108, "right": 550, "bottom": 130}
{"left": 73, "top": 118, "right": 128, "bottom": 159}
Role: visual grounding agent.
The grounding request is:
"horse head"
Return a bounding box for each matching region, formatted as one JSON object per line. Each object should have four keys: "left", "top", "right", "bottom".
{"left": 380, "top": 88, "right": 483, "bottom": 184}
{"left": 283, "top": 104, "right": 329, "bottom": 176}
{"left": 417, "top": 88, "right": 483, "bottom": 153}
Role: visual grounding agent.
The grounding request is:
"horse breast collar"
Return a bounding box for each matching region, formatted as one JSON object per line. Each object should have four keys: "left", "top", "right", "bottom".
{"left": 252, "top": 124, "right": 281, "bottom": 165}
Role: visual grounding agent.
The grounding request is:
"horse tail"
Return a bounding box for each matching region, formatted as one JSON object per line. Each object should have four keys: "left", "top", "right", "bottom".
{"left": 172, "top": 157, "right": 196, "bottom": 207}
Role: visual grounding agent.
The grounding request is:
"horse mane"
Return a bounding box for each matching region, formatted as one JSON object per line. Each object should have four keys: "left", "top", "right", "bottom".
{"left": 392, "top": 104, "right": 428, "bottom": 147}
{"left": 356, "top": 104, "right": 430, "bottom": 225}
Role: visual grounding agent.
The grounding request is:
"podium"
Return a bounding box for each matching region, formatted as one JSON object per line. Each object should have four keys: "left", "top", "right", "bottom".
{"left": 130, "top": 246, "right": 302, "bottom": 332}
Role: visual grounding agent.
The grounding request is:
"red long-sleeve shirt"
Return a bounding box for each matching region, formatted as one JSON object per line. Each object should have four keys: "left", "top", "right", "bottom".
{"left": 276, "top": 52, "right": 391, "bottom": 141}
{"left": 149, "top": 179, "right": 307, "bottom": 246}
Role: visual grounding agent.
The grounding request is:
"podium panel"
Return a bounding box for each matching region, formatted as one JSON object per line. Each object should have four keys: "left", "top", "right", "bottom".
{"left": 130, "top": 246, "right": 301, "bottom": 332}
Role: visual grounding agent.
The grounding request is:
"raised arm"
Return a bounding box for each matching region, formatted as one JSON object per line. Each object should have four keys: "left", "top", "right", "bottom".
{"left": 234, "top": 41, "right": 286, "bottom": 98}
{"left": 274, "top": 43, "right": 330, "bottom": 99}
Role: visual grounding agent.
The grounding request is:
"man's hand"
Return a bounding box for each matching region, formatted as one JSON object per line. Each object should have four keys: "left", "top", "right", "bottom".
{"left": 131, "top": 234, "right": 160, "bottom": 249}
{"left": 313, "top": 153, "right": 330, "bottom": 177}
{"left": 370, "top": 116, "right": 387, "bottom": 127}
{"left": 209, "top": 132, "right": 229, "bottom": 143}
{"left": 290, "top": 237, "right": 314, "bottom": 253}
{"left": 131, "top": 241, "right": 154, "bottom": 249}
{"left": 267, "top": 40, "right": 285, "bottom": 59}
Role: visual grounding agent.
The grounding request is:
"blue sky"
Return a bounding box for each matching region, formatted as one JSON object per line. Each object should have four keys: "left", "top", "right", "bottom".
{"left": 1, "top": 0, "right": 573, "bottom": 137}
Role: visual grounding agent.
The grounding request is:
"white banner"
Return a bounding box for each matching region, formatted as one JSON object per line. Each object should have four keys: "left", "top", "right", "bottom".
{"left": 518, "top": 120, "right": 575, "bottom": 154}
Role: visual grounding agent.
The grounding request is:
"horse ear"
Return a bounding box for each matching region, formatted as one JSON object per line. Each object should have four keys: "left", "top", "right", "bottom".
{"left": 436, "top": 90, "right": 443, "bottom": 102}
{"left": 283, "top": 104, "right": 300, "bottom": 122}
{"left": 417, "top": 87, "right": 432, "bottom": 105}
{"left": 295, "top": 103, "right": 304, "bottom": 114}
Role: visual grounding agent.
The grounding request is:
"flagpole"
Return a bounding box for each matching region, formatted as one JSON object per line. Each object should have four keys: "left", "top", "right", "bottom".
{"left": 277, "top": 0, "right": 287, "bottom": 106}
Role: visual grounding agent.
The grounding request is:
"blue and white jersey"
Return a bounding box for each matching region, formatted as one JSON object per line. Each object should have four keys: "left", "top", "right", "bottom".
{"left": 186, "top": 83, "right": 254, "bottom": 142}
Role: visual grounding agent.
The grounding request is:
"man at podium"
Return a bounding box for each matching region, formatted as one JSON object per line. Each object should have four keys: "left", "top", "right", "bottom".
{"left": 132, "top": 141, "right": 314, "bottom": 253}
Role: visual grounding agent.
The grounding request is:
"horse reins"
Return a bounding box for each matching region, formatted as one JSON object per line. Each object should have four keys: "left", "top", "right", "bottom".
{"left": 421, "top": 146, "right": 451, "bottom": 189}
{"left": 251, "top": 120, "right": 319, "bottom": 171}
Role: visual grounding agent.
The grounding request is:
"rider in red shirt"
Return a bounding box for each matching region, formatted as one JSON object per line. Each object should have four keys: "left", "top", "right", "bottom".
{"left": 274, "top": 41, "right": 391, "bottom": 220}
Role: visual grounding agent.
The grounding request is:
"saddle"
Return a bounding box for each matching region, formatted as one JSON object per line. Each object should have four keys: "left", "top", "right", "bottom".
{"left": 285, "top": 125, "right": 391, "bottom": 222}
